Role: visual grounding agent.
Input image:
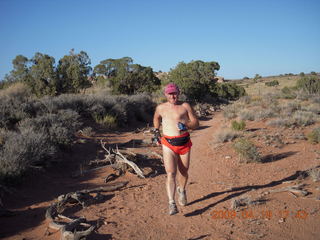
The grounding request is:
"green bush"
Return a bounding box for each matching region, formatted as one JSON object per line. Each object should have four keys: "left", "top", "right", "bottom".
{"left": 265, "top": 80, "right": 279, "bottom": 87}
{"left": 307, "top": 127, "right": 320, "bottom": 144}
{"left": 231, "top": 120, "right": 246, "bottom": 131}
{"left": 233, "top": 138, "right": 261, "bottom": 163}
{"left": 296, "top": 76, "right": 320, "bottom": 94}
{"left": 281, "top": 87, "right": 297, "bottom": 99}
{"left": 210, "top": 83, "right": 246, "bottom": 101}
{"left": 93, "top": 114, "right": 117, "bottom": 129}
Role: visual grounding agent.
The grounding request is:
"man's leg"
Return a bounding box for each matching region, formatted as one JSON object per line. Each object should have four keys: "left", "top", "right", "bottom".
{"left": 162, "top": 145, "right": 178, "bottom": 203}
{"left": 176, "top": 150, "right": 191, "bottom": 206}
{"left": 177, "top": 150, "right": 191, "bottom": 191}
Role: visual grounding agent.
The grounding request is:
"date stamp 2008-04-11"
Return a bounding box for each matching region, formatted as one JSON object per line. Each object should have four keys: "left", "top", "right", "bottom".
{"left": 211, "top": 209, "right": 309, "bottom": 220}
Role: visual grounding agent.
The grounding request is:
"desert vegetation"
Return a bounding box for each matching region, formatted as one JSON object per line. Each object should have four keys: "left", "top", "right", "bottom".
{"left": 0, "top": 50, "right": 249, "bottom": 185}
{"left": 214, "top": 73, "right": 320, "bottom": 164}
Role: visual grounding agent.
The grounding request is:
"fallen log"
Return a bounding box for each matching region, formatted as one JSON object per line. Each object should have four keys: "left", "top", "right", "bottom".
{"left": 100, "top": 140, "right": 145, "bottom": 178}
{"left": 46, "top": 181, "right": 128, "bottom": 240}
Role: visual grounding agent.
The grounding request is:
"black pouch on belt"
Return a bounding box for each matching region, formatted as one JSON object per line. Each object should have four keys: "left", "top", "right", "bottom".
{"left": 165, "top": 134, "right": 190, "bottom": 146}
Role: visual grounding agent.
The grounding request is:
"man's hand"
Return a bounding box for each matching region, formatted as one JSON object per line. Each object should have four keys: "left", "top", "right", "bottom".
{"left": 178, "top": 122, "right": 187, "bottom": 131}
{"left": 152, "top": 128, "right": 161, "bottom": 145}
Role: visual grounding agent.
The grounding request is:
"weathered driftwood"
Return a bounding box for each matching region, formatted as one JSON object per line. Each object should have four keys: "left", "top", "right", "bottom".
{"left": 46, "top": 181, "right": 128, "bottom": 240}
{"left": 266, "top": 184, "right": 309, "bottom": 197}
{"left": 101, "top": 140, "right": 145, "bottom": 178}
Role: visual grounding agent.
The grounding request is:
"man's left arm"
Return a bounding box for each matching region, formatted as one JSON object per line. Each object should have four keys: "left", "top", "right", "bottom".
{"left": 183, "top": 103, "right": 199, "bottom": 130}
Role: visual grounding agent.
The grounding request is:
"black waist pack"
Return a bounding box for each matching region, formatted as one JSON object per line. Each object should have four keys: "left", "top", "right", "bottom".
{"left": 165, "top": 134, "right": 190, "bottom": 146}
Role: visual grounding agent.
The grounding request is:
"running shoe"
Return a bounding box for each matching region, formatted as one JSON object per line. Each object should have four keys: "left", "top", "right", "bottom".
{"left": 169, "top": 202, "right": 178, "bottom": 215}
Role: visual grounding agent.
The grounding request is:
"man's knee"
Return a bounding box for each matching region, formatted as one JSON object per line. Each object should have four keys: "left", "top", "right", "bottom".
{"left": 178, "top": 161, "right": 189, "bottom": 176}
{"left": 179, "top": 168, "right": 189, "bottom": 177}
{"left": 167, "top": 172, "right": 176, "bottom": 179}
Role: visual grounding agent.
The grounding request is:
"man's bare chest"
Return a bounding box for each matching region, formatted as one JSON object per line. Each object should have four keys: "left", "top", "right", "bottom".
{"left": 160, "top": 106, "right": 188, "bottom": 120}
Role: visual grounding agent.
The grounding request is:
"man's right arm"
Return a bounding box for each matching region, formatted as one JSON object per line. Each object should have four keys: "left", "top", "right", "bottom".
{"left": 153, "top": 105, "right": 162, "bottom": 129}
{"left": 153, "top": 105, "right": 162, "bottom": 144}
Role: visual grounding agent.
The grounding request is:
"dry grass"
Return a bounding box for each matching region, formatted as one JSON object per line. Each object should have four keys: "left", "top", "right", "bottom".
{"left": 233, "top": 138, "right": 262, "bottom": 163}
{"left": 213, "top": 128, "right": 241, "bottom": 143}
{"left": 307, "top": 167, "right": 320, "bottom": 182}
{"left": 237, "top": 75, "right": 299, "bottom": 96}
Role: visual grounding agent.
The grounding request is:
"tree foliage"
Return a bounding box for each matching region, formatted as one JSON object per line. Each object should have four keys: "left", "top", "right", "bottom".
{"left": 56, "top": 50, "right": 92, "bottom": 93}
{"left": 3, "top": 50, "right": 92, "bottom": 96}
{"left": 93, "top": 57, "right": 160, "bottom": 94}
{"left": 29, "top": 53, "right": 57, "bottom": 96}
{"left": 168, "top": 60, "right": 220, "bottom": 100}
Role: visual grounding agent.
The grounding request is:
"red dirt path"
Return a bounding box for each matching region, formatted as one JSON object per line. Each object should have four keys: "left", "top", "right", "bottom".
{"left": 1, "top": 111, "right": 319, "bottom": 240}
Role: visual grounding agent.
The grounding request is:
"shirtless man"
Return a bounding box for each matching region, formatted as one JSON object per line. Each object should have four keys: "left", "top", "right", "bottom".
{"left": 153, "top": 83, "right": 199, "bottom": 215}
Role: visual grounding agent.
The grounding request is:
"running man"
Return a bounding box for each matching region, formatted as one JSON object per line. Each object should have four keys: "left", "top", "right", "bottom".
{"left": 153, "top": 83, "right": 199, "bottom": 215}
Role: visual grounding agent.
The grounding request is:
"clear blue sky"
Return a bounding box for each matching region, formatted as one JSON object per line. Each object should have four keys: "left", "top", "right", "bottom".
{"left": 1, "top": 0, "right": 319, "bottom": 80}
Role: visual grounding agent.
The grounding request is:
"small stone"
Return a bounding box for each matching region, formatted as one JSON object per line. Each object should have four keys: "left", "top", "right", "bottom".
{"left": 278, "top": 218, "right": 285, "bottom": 223}
{"left": 225, "top": 156, "right": 232, "bottom": 159}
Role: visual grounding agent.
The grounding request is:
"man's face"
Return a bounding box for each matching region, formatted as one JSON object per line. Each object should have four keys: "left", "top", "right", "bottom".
{"left": 165, "top": 92, "right": 179, "bottom": 104}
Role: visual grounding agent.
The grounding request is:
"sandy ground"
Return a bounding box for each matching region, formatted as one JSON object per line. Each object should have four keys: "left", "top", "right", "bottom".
{"left": 1, "top": 111, "right": 319, "bottom": 240}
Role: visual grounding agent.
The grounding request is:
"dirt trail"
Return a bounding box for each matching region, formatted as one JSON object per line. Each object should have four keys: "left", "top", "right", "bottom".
{"left": 1, "top": 111, "right": 320, "bottom": 240}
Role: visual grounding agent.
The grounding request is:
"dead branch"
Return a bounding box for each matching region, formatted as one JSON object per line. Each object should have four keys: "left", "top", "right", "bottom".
{"left": 79, "top": 181, "right": 128, "bottom": 193}
{"left": 268, "top": 184, "right": 309, "bottom": 197}
{"left": 46, "top": 181, "right": 128, "bottom": 239}
{"left": 100, "top": 140, "right": 145, "bottom": 178}
{"left": 115, "top": 146, "right": 145, "bottom": 178}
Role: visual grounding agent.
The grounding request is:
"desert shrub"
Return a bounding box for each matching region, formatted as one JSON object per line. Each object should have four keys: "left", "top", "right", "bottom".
{"left": 0, "top": 95, "right": 31, "bottom": 129}
{"left": 0, "top": 128, "right": 56, "bottom": 180}
{"left": 291, "top": 111, "right": 317, "bottom": 127}
{"left": 18, "top": 110, "right": 82, "bottom": 148}
{"left": 301, "top": 103, "right": 320, "bottom": 114}
{"left": 213, "top": 128, "right": 240, "bottom": 143}
{"left": 231, "top": 120, "right": 246, "bottom": 131}
{"left": 126, "top": 93, "right": 155, "bottom": 123}
{"left": 281, "top": 87, "right": 297, "bottom": 99}
{"left": 222, "top": 104, "right": 239, "bottom": 119}
{"left": 0, "top": 82, "right": 31, "bottom": 100}
{"left": 38, "top": 93, "right": 155, "bottom": 126}
{"left": 280, "top": 101, "right": 301, "bottom": 117}
{"left": 79, "top": 127, "right": 94, "bottom": 137}
{"left": 261, "top": 92, "right": 280, "bottom": 102}
{"left": 211, "top": 83, "right": 246, "bottom": 101}
{"left": 248, "top": 106, "right": 276, "bottom": 121}
{"left": 295, "top": 89, "right": 312, "bottom": 101}
{"left": 93, "top": 114, "right": 117, "bottom": 129}
{"left": 296, "top": 76, "right": 320, "bottom": 94}
{"left": 268, "top": 111, "right": 318, "bottom": 128}
{"left": 233, "top": 138, "right": 261, "bottom": 163}
{"left": 307, "top": 127, "right": 320, "bottom": 144}
{"left": 307, "top": 167, "right": 320, "bottom": 181}
{"left": 239, "top": 96, "right": 251, "bottom": 105}
{"left": 310, "top": 95, "right": 320, "bottom": 104}
{"left": 239, "top": 109, "right": 255, "bottom": 121}
{"left": 265, "top": 80, "right": 279, "bottom": 87}
{"left": 267, "top": 118, "right": 288, "bottom": 128}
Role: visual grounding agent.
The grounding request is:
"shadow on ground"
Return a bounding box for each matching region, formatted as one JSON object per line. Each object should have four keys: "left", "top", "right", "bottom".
{"left": 262, "top": 151, "right": 298, "bottom": 163}
{"left": 184, "top": 170, "right": 307, "bottom": 217}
